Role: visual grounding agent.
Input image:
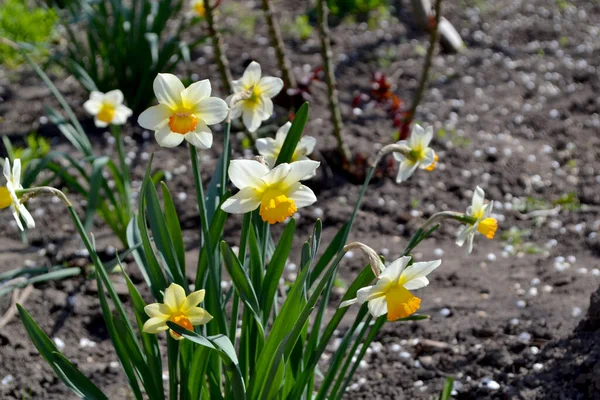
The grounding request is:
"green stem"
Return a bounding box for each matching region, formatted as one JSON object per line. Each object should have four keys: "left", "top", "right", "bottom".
{"left": 111, "top": 125, "right": 132, "bottom": 219}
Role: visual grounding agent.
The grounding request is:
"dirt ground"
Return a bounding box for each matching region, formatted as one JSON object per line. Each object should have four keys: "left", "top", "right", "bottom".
{"left": 1, "top": 0, "right": 600, "bottom": 399}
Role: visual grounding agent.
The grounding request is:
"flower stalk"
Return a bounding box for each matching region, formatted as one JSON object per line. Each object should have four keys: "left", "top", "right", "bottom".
{"left": 261, "top": 0, "right": 296, "bottom": 89}
{"left": 203, "top": 0, "right": 233, "bottom": 93}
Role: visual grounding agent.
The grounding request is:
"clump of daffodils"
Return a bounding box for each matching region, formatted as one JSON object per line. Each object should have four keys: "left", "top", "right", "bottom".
{"left": 1, "top": 158, "right": 34, "bottom": 231}
{"left": 394, "top": 124, "right": 438, "bottom": 182}
{"left": 256, "top": 121, "right": 316, "bottom": 168}
{"left": 143, "top": 283, "right": 212, "bottom": 340}
{"left": 230, "top": 61, "right": 283, "bottom": 132}
{"left": 138, "top": 74, "right": 229, "bottom": 149}
{"left": 456, "top": 186, "right": 498, "bottom": 254}
{"left": 341, "top": 244, "right": 441, "bottom": 321}
{"left": 83, "top": 90, "right": 133, "bottom": 128}
{"left": 221, "top": 159, "right": 319, "bottom": 224}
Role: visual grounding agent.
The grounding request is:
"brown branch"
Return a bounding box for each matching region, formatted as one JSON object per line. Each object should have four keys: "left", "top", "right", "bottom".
{"left": 203, "top": 0, "right": 233, "bottom": 94}
{"left": 261, "top": 0, "right": 296, "bottom": 89}
{"left": 316, "top": 0, "right": 351, "bottom": 162}
{"left": 403, "top": 0, "right": 443, "bottom": 138}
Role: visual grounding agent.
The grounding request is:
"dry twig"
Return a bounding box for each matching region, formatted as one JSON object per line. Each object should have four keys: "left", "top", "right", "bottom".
{"left": 261, "top": 0, "right": 296, "bottom": 89}
{"left": 203, "top": 0, "right": 233, "bottom": 93}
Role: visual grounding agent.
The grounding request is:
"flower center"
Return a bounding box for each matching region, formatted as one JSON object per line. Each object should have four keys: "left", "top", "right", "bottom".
{"left": 384, "top": 284, "right": 421, "bottom": 321}
{"left": 259, "top": 187, "right": 297, "bottom": 224}
{"left": 193, "top": 2, "right": 205, "bottom": 16}
{"left": 97, "top": 102, "right": 116, "bottom": 123}
{"left": 0, "top": 187, "right": 13, "bottom": 209}
{"left": 169, "top": 314, "right": 193, "bottom": 339}
{"left": 245, "top": 86, "right": 263, "bottom": 108}
{"left": 425, "top": 152, "right": 439, "bottom": 171}
{"left": 477, "top": 217, "right": 498, "bottom": 239}
{"left": 169, "top": 112, "right": 198, "bottom": 134}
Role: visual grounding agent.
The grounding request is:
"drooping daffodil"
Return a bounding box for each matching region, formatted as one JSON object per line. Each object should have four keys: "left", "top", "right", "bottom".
{"left": 143, "top": 283, "right": 213, "bottom": 340}
{"left": 455, "top": 186, "right": 498, "bottom": 254}
{"left": 256, "top": 121, "right": 316, "bottom": 169}
{"left": 230, "top": 61, "right": 283, "bottom": 133}
{"left": 221, "top": 159, "right": 319, "bottom": 224}
{"left": 340, "top": 255, "right": 441, "bottom": 321}
{"left": 1, "top": 158, "right": 34, "bottom": 231}
{"left": 138, "top": 74, "right": 229, "bottom": 149}
{"left": 83, "top": 90, "right": 133, "bottom": 128}
{"left": 393, "top": 124, "right": 438, "bottom": 183}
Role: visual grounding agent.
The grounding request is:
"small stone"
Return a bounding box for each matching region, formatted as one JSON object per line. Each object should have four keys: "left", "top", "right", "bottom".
{"left": 79, "top": 338, "right": 97, "bottom": 348}
{"left": 391, "top": 344, "right": 401, "bottom": 352}
{"left": 1, "top": 375, "right": 14, "bottom": 385}
{"left": 440, "top": 308, "right": 451, "bottom": 317}
{"left": 516, "top": 300, "right": 527, "bottom": 309}
{"left": 53, "top": 337, "right": 65, "bottom": 350}
{"left": 519, "top": 332, "right": 532, "bottom": 342}
{"left": 533, "top": 363, "right": 543, "bottom": 371}
{"left": 572, "top": 307, "right": 583, "bottom": 318}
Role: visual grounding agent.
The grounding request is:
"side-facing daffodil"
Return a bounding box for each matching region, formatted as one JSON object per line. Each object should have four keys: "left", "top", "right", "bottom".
{"left": 256, "top": 121, "right": 317, "bottom": 169}
{"left": 83, "top": 90, "right": 133, "bottom": 128}
{"left": 143, "top": 283, "right": 213, "bottom": 340}
{"left": 341, "top": 255, "right": 441, "bottom": 321}
{"left": 138, "top": 74, "right": 229, "bottom": 149}
{"left": 221, "top": 159, "right": 319, "bottom": 224}
{"left": 455, "top": 186, "right": 498, "bottom": 254}
{"left": 2, "top": 158, "right": 34, "bottom": 231}
{"left": 230, "top": 61, "right": 283, "bottom": 133}
{"left": 393, "top": 124, "right": 438, "bottom": 183}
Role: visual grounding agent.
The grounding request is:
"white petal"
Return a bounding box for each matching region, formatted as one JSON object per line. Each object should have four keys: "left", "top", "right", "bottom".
{"left": 339, "top": 298, "right": 358, "bottom": 308}
{"left": 181, "top": 79, "right": 211, "bottom": 108}
{"left": 257, "top": 76, "right": 284, "bottom": 98}
{"left": 403, "top": 276, "right": 429, "bottom": 290}
{"left": 94, "top": 118, "right": 109, "bottom": 128}
{"left": 163, "top": 284, "right": 186, "bottom": 310}
{"left": 421, "top": 126, "right": 434, "bottom": 147}
{"left": 12, "top": 208, "right": 24, "bottom": 231}
{"left": 261, "top": 163, "right": 291, "bottom": 186}
{"left": 3, "top": 158, "right": 11, "bottom": 181}
{"left": 275, "top": 122, "right": 291, "bottom": 142}
{"left": 12, "top": 159, "right": 21, "bottom": 184}
{"left": 83, "top": 99, "right": 102, "bottom": 115}
{"left": 112, "top": 106, "right": 132, "bottom": 125}
{"left": 261, "top": 97, "right": 274, "bottom": 119}
{"left": 418, "top": 148, "right": 436, "bottom": 169}
{"left": 18, "top": 204, "right": 35, "bottom": 229}
{"left": 367, "top": 296, "right": 388, "bottom": 318}
{"left": 455, "top": 225, "right": 469, "bottom": 246}
{"left": 154, "top": 73, "right": 184, "bottom": 109}
{"left": 400, "top": 259, "right": 441, "bottom": 284}
{"left": 89, "top": 91, "right": 104, "bottom": 102}
{"left": 221, "top": 187, "right": 261, "bottom": 214}
{"left": 195, "top": 97, "right": 229, "bottom": 125}
{"left": 466, "top": 232, "right": 475, "bottom": 254}
{"left": 356, "top": 286, "right": 374, "bottom": 304}
{"left": 241, "top": 61, "right": 262, "bottom": 88}
{"left": 287, "top": 184, "right": 317, "bottom": 208}
{"left": 242, "top": 107, "right": 263, "bottom": 133}
{"left": 392, "top": 140, "right": 409, "bottom": 162}
{"left": 297, "top": 136, "right": 316, "bottom": 156}
{"left": 396, "top": 160, "right": 418, "bottom": 183}
{"left": 379, "top": 256, "right": 411, "bottom": 281}
{"left": 184, "top": 123, "right": 213, "bottom": 149}
{"left": 408, "top": 124, "right": 426, "bottom": 148}
{"left": 230, "top": 102, "right": 243, "bottom": 119}
{"left": 472, "top": 186, "right": 485, "bottom": 214}
{"left": 256, "top": 137, "right": 278, "bottom": 159}
{"left": 138, "top": 104, "right": 171, "bottom": 130}
{"left": 228, "top": 160, "right": 269, "bottom": 190}
{"left": 155, "top": 126, "right": 185, "bottom": 148}
{"left": 143, "top": 317, "right": 169, "bottom": 333}
{"left": 282, "top": 160, "right": 320, "bottom": 187}
{"left": 104, "top": 90, "right": 124, "bottom": 105}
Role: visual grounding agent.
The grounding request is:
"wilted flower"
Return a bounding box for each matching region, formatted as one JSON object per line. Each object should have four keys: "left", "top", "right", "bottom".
{"left": 256, "top": 121, "right": 316, "bottom": 169}
{"left": 1, "top": 158, "right": 34, "bottom": 231}
{"left": 456, "top": 186, "right": 498, "bottom": 254}
{"left": 393, "top": 124, "right": 438, "bottom": 183}
{"left": 143, "top": 283, "right": 213, "bottom": 340}
{"left": 230, "top": 61, "right": 283, "bottom": 132}
{"left": 221, "top": 159, "right": 319, "bottom": 224}
{"left": 138, "top": 74, "right": 229, "bottom": 149}
{"left": 340, "top": 255, "right": 441, "bottom": 321}
{"left": 83, "top": 90, "right": 132, "bottom": 128}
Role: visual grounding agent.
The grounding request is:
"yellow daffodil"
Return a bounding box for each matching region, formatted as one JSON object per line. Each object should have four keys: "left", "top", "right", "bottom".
{"left": 256, "top": 122, "right": 317, "bottom": 170}
{"left": 455, "top": 186, "right": 498, "bottom": 254}
{"left": 143, "top": 283, "right": 212, "bottom": 340}
{"left": 221, "top": 159, "right": 319, "bottom": 224}
{"left": 83, "top": 90, "right": 133, "bottom": 128}
{"left": 393, "top": 124, "right": 438, "bottom": 183}
{"left": 230, "top": 61, "right": 283, "bottom": 132}
{"left": 138, "top": 74, "right": 229, "bottom": 149}
{"left": 341, "top": 255, "right": 441, "bottom": 321}
{"left": 2, "top": 158, "right": 34, "bottom": 231}
{"left": 191, "top": 0, "right": 205, "bottom": 17}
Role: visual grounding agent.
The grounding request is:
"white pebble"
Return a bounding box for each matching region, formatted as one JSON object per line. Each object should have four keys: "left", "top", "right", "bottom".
{"left": 79, "top": 338, "right": 97, "bottom": 348}
{"left": 516, "top": 300, "right": 527, "bottom": 309}
{"left": 519, "top": 332, "right": 532, "bottom": 342}
{"left": 487, "top": 253, "right": 496, "bottom": 262}
{"left": 440, "top": 308, "right": 451, "bottom": 317}
{"left": 434, "top": 248, "right": 444, "bottom": 257}
{"left": 533, "top": 363, "right": 544, "bottom": 371}
{"left": 530, "top": 346, "right": 540, "bottom": 355}
{"left": 572, "top": 307, "right": 583, "bottom": 318}
{"left": 53, "top": 337, "right": 65, "bottom": 350}
{"left": 391, "top": 343, "right": 402, "bottom": 352}
{"left": 1, "top": 375, "right": 14, "bottom": 385}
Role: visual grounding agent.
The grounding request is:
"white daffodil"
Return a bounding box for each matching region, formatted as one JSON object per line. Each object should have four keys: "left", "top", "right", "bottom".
{"left": 256, "top": 121, "right": 317, "bottom": 169}
{"left": 138, "top": 74, "right": 229, "bottom": 149}
{"left": 393, "top": 124, "right": 438, "bottom": 183}
{"left": 221, "top": 159, "right": 319, "bottom": 224}
{"left": 340, "top": 256, "right": 441, "bottom": 321}
{"left": 83, "top": 90, "right": 133, "bottom": 128}
{"left": 455, "top": 186, "right": 498, "bottom": 254}
{"left": 230, "top": 61, "right": 283, "bottom": 133}
{"left": 1, "top": 158, "right": 34, "bottom": 231}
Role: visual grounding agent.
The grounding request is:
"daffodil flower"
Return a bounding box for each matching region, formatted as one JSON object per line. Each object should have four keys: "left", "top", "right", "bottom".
{"left": 1, "top": 158, "right": 34, "bottom": 231}
{"left": 455, "top": 186, "right": 498, "bottom": 254}
{"left": 190, "top": 0, "right": 205, "bottom": 17}
{"left": 221, "top": 159, "right": 319, "bottom": 224}
{"left": 138, "top": 74, "right": 229, "bottom": 149}
{"left": 230, "top": 61, "right": 283, "bottom": 133}
{"left": 143, "top": 283, "right": 213, "bottom": 340}
{"left": 256, "top": 121, "right": 317, "bottom": 169}
{"left": 340, "top": 256, "right": 441, "bottom": 321}
{"left": 393, "top": 124, "right": 438, "bottom": 183}
{"left": 83, "top": 90, "right": 133, "bottom": 128}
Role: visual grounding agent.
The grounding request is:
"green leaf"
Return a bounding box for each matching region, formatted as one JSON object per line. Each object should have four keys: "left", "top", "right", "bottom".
{"left": 274, "top": 102, "right": 309, "bottom": 165}
{"left": 84, "top": 156, "right": 110, "bottom": 232}
{"left": 51, "top": 352, "right": 108, "bottom": 400}
{"left": 439, "top": 377, "right": 455, "bottom": 400}
{"left": 161, "top": 182, "right": 186, "bottom": 278}
{"left": 309, "top": 222, "right": 348, "bottom": 287}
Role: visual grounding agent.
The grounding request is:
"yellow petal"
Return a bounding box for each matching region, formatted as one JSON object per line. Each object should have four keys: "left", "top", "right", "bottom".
{"left": 182, "top": 289, "right": 205, "bottom": 312}
{"left": 144, "top": 303, "right": 171, "bottom": 318}
{"left": 142, "top": 317, "right": 169, "bottom": 334}
{"left": 163, "top": 283, "right": 186, "bottom": 311}
{"left": 187, "top": 307, "right": 213, "bottom": 325}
